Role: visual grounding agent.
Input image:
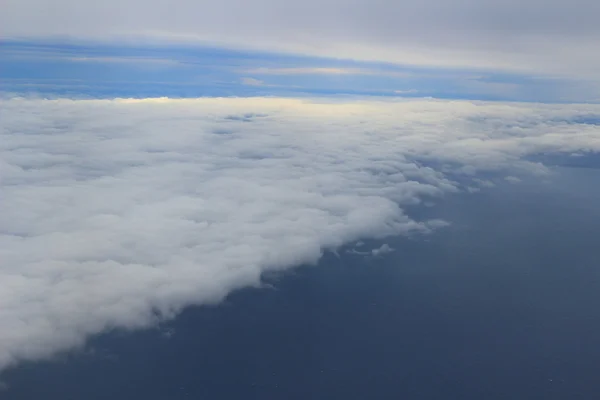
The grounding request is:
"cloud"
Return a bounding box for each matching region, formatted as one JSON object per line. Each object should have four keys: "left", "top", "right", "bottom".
{"left": 0, "top": 96, "right": 599, "bottom": 372}
{"left": 240, "top": 77, "right": 265, "bottom": 86}
{"left": 243, "top": 67, "right": 412, "bottom": 78}
{"left": 504, "top": 176, "right": 522, "bottom": 184}
{"left": 371, "top": 244, "right": 394, "bottom": 257}
{"left": 473, "top": 179, "right": 496, "bottom": 188}
{"left": 346, "top": 243, "right": 394, "bottom": 257}
{"left": 68, "top": 56, "right": 181, "bottom": 66}
{"left": 1, "top": 0, "right": 600, "bottom": 78}
{"left": 394, "top": 90, "right": 419, "bottom": 95}
{"left": 159, "top": 327, "right": 176, "bottom": 339}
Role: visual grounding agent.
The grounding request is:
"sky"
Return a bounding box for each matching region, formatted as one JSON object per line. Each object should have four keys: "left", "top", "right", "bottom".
{"left": 3, "top": 39, "right": 599, "bottom": 102}
{"left": 2, "top": 0, "right": 600, "bottom": 102}
{"left": 1, "top": 1, "right": 600, "bottom": 398}
{"left": 2, "top": 0, "right": 600, "bottom": 77}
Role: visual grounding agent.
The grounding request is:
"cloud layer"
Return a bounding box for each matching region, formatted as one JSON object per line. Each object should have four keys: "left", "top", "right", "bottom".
{"left": 1, "top": 96, "right": 600, "bottom": 372}
{"left": 2, "top": 0, "right": 600, "bottom": 77}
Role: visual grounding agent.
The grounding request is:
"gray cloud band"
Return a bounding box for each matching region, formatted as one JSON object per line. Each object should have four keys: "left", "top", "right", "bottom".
{"left": 1, "top": 0, "right": 600, "bottom": 77}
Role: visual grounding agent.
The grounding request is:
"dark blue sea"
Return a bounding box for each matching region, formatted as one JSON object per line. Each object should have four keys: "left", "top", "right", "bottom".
{"left": 3, "top": 166, "right": 600, "bottom": 400}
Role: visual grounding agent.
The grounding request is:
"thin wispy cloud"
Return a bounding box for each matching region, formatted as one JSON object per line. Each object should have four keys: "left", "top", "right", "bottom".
{"left": 69, "top": 56, "right": 181, "bottom": 66}
{"left": 394, "top": 89, "right": 419, "bottom": 94}
{"left": 240, "top": 77, "right": 266, "bottom": 86}
{"left": 243, "top": 67, "right": 412, "bottom": 78}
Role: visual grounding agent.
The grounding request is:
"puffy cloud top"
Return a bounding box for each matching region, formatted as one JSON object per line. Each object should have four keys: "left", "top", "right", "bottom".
{"left": 1, "top": 96, "right": 599, "bottom": 371}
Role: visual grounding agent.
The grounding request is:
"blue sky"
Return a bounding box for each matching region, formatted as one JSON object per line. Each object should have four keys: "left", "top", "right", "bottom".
{"left": 1, "top": 39, "right": 597, "bottom": 102}
{"left": 2, "top": 0, "right": 600, "bottom": 103}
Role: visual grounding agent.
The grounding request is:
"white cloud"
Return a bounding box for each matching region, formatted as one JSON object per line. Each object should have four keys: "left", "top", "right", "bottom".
{"left": 0, "top": 96, "right": 599, "bottom": 372}
{"left": 371, "top": 243, "right": 394, "bottom": 257}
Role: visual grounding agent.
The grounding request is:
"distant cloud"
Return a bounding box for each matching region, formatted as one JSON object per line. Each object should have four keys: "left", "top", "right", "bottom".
{"left": 394, "top": 89, "right": 419, "bottom": 95}
{"left": 241, "top": 77, "right": 265, "bottom": 86}
{"left": 0, "top": 96, "right": 599, "bottom": 372}
{"left": 244, "top": 67, "right": 411, "bottom": 78}
{"left": 69, "top": 56, "right": 180, "bottom": 66}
